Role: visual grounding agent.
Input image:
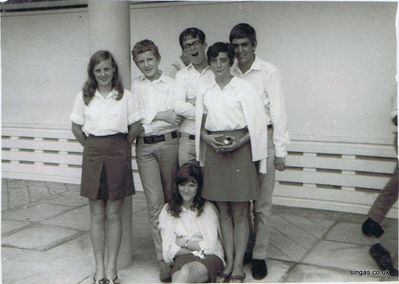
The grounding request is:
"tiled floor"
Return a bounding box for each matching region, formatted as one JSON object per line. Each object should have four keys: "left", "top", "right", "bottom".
{"left": 1, "top": 178, "right": 398, "bottom": 283}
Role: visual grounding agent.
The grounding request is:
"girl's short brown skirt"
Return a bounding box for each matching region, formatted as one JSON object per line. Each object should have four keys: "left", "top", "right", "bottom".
{"left": 80, "top": 133, "right": 135, "bottom": 200}
{"left": 171, "top": 254, "right": 224, "bottom": 282}
{"left": 202, "top": 128, "right": 259, "bottom": 202}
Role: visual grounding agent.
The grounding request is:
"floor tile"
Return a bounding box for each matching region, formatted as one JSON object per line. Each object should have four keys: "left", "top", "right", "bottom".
{"left": 273, "top": 205, "right": 342, "bottom": 222}
{"left": 2, "top": 203, "right": 71, "bottom": 222}
{"left": 66, "top": 183, "right": 81, "bottom": 192}
{"left": 7, "top": 187, "right": 30, "bottom": 209}
{"left": 268, "top": 230, "right": 308, "bottom": 262}
{"left": 274, "top": 211, "right": 336, "bottom": 239}
{"left": 2, "top": 233, "right": 92, "bottom": 284}
{"left": 42, "top": 205, "right": 90, "bottom": 231}
{"left": 7, "top": 179, "right": 27, "bottom": 188}
{"left": 41, "top": 191, "right": 88, "bottom": 207}
{"left": 46, "top": 181, "right": 68, "bottom": 193}
{"left": 28, "top": 186, "right": 52, "bottom": 202}
{"left": 325, "top": 221, "right": 374, "bottom": 245}
{"left": 132, "top": 238, "right": 158, "bottom": 266}
{"left": 120, "top": 263, "right": 161, "bottom": 283}
{"left": 26, "top": 180, "right": 47, "bottom": 189}
{"left": 285, "top": 263, "right": 381, "bottom": 282}
{"left": 1, "top": 219, "right": 30, "bottom": 236}
{"left": 2, "top": 224, "right": 81, "bottom": 251}
{"left": 2, "top": 178, "right": 8, "bottom": 189}
{"left": 2, "top": 189, "right": 9, "bottom": 211}
{"left": 2, "top": 247, "right": 47, "bottom": 283}
{"left": 271, "top": 214, "right": 319, "bottom": 250}
{"left": 302, "top": 240, "right": 379, "bottom": 271}
{"left": 132, "top": 209, "right": 152, "bottom": 240}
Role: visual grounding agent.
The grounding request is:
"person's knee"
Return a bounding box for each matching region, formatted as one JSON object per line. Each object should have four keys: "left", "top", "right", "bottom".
{"left": 90, "top": 203, "right": 105, "bottom": 222}
{"left": 182, "top": 263, "right": 208, "bottom": 281}
{"left": 232, "top": 204, "right": 248, "bottom": 223}
{"left": 191, "top": 265, "right": 208, "bottom": 280}
{"left": 106, "top": 200, "right": 123, "bottom": 223}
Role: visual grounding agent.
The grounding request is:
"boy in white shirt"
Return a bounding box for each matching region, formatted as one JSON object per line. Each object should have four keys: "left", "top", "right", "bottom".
{"left": 229, "top": 23, "right": 290, "bottom": 280}
{"left": 131, "top": 39, "right": 180, "bottom": 282}
{"left": 174, "top": 27, "right": 215, "bottom": 166}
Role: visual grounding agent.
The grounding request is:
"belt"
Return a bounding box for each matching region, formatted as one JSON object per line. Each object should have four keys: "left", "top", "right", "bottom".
{"left": 141, "top": 131, "right": 178, "bottom": 144}
{"left": 89, "top": 133, "right": 127, "bottom": 138}
{"left": 180, "top": 133, "right": 195, "bottom": 140}
{"left": 268, "top": 124, "right": 273, "bottom": 130}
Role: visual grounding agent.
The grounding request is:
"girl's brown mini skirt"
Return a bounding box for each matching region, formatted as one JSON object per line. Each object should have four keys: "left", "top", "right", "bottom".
{"left": 80, "top": 133, "right": 135, "bottom": 200}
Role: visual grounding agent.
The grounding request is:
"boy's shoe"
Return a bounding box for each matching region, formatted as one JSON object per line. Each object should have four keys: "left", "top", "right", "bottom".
{"left": 251, "top": 259, "right": 268, "bottom": 280}
{"left": 159, "top": 260, "right": 172, "bottom": 282}
{"left": 362, "top": 218, "right": 384, "bottom": 238}
{"left": 369, "top": 243, "right": 398, "bottom": 276}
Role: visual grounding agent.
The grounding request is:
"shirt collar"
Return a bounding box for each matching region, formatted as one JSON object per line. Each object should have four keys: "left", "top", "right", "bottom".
{"left": 232, "top": 55, "right": 261, "bottom": 75}
{"left": 94, "top": 89, "right": 119, "bottom": 99}
{"left": 138, "top": 72, "right": 168, "bottom": 83}
{"left": 187, "top": 63, "right": 210, "bottom": 75}
{"left": 209, "top": 76, "right": 238, "bottom": 90}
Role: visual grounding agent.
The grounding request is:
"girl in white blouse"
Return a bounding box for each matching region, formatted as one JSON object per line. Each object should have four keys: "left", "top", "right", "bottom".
{"left": 159, "top": 162, "right": 225, "bottom": 283}
{"left": 71, "top": 50, "right": 140, "bottom": 284}
{"left": 195, "top": 42, "right": 268, "bottom": 283}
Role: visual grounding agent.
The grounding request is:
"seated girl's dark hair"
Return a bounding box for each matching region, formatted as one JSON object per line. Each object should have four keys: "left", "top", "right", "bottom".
{"left": 168, "top": 162, "right": 205, "bottom": 218}
{"left": 207, "top": 42, "right": 235, "bottom": 66}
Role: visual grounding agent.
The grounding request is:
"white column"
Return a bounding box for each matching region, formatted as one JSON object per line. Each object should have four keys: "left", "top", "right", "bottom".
{"left": 87, "top": 0, "right": 132, "bottom": 269}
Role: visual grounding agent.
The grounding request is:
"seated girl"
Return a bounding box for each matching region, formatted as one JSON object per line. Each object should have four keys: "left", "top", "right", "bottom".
{"left": 159, "top": 162, "right": 225, "bottom": 283}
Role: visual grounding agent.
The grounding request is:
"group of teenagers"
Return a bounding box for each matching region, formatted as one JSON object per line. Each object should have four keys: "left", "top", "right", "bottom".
{"left": 70, "top": 23, "right": 289, "bottom": 284}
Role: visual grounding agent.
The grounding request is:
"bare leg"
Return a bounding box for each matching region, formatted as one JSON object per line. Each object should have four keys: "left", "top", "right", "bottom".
{"left": 217, "top": 202, "right": 233, "bottom": 276}
{"left": 89, "top": 199, "right": 106, "bottom": 281}
{"left": 231, "top": 202, "right": 249, "bottom": 277}
{"left": 172, "top": 262, "right": 209, "bottom": 283}
{"left": 106, "top": 198, "right": 124, "bottom": 280}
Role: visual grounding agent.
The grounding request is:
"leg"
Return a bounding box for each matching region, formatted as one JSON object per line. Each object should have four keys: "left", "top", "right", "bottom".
{"left": 89, "top": 199, "right": 106, "bottom": 281}
{"left": 231, "top": 202, "right": 249, "bottom": 278}
{"left": 216, "top": 202, "right": 234, "bottom": 278}
{"left": 136, "top": 142, "right": 166, "bottom": 261}
{"left": 363, "top": 169, "right": 398, "bottom": 238}
{"left": 172, "top": 262, "right": 209, "bottom": 283}
{"left": 251, "top": 129, "right": 275, "bottom": 279}
{"left": 105, "top": 198, "right": 124, "bottom": 280}
{"left": 380, "top": 214, "right": 398, "bottom": 274}
{"left": 158, "top": 139, "right": 179, "bottom": 203}
{"left": 178, "top": 135, "right": 196, "bottom": 167}
{"left": 252, "top": 144, "right": 275, "bottom": 260}
{"left": 368, "top": 169, "right": 398, "bottom": 223}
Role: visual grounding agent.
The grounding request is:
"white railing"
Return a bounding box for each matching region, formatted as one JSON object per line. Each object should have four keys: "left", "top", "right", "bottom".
{"left": 2, "top": 126, "right": 397, "bottom": 217}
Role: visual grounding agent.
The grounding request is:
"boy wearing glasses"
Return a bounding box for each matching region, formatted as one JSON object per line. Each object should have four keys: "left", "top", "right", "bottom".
{"left": 174, "top": 27, "right": 215, "bottom": 166}
{"left": 229, "top": 23, "right": 289, "bottom": 280}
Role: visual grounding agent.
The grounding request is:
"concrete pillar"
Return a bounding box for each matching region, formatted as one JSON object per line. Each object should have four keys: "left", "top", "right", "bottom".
{"left": 87, "top": 0, "right": 132, "bottom": 269}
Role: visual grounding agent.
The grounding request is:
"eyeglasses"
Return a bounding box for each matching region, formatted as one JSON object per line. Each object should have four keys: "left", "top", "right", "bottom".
{"left": 183, "top": 40, "right": 202, "bottom": 50}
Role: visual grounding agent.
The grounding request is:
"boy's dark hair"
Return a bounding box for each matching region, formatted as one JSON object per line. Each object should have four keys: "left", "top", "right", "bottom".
{"left": 229, "top": 23, "right": 257, "bottom": 46}
{"left": 132, "top": 39, "right": 161, "bottom": 64}
{"left": 179, "top": 27, "right": 206, "bottom": 49}
{"left": 207, "top": 42, "right": 235, "bottom": 66}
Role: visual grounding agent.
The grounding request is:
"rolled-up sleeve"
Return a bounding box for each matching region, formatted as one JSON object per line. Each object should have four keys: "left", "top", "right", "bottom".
{"left": 70, "top": 92, "right": 85, "bottom": 125}
{"left": 126, "top": 89, "right": 141, "bottom": 124}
